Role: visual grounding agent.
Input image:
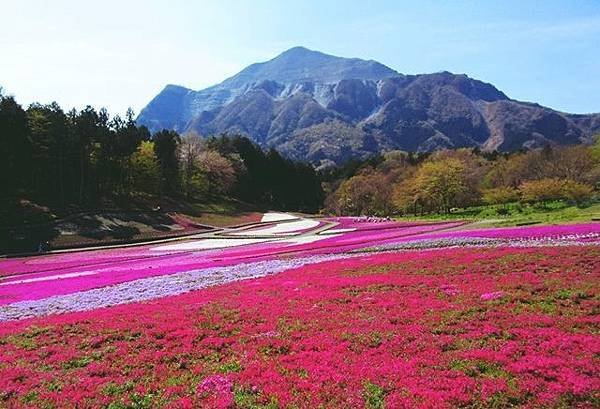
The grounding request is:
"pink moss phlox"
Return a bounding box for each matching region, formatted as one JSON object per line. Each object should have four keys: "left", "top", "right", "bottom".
{"left": 480, "top": 291, "right": 504, "bottom": 301}
{"left": 197, "top": 374, "right": 234, "bottom": 408}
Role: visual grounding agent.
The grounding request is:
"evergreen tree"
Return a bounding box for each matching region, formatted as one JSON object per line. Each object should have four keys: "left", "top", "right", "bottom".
{"left": 153, "top": 130, "right": 180, "bottom": 196}
{"left": 0, "top": 93, "right": 31, "bottom": 195}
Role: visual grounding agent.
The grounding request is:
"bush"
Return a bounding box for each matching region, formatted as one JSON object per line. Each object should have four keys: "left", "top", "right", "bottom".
{"left": 561, "top": 180, "right": 595, "bottom": 205}
{"left": 519, "top": 178, "right": 596, "bottom": 207}
{"left": 519, "top": 178, "right": 565, "bottom": 203}
{"left": 331, "top": 171, "right": 395, "bottom": 216}
{"left": 483, "top": 187, "right": 520, "bottom": 205}
{"left": 496, "top": 207, "right": 510, "bottom": 215}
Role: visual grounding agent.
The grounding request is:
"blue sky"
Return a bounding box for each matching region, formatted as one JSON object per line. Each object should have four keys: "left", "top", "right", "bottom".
{"left": 1, "top": 0, "right": 599, "bottom": 115}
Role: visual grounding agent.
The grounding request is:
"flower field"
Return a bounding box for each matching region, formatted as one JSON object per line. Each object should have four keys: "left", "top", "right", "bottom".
{"left": 0, "top": 215, "right": 599, "bottom": 408}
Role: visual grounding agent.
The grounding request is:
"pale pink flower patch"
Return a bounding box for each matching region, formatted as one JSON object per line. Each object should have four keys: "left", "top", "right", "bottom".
{"left": 480, "top": 291, "right": 504, "bottom": 301}
{"left": 440, "top": 284, "right": 459, "bottom": 296}
{"left": 197, "top": 375, "right": 234, "bottom": 408}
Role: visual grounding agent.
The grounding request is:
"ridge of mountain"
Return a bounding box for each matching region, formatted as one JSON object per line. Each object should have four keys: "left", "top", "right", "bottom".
{"left": 137, "top": 47, "right": 600, "bottom": 166}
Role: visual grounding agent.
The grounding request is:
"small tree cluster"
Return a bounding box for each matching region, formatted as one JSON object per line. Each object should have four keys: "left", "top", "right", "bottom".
{"left": 325, "top": 144, "right": 599, "bottom": 216}
{"left": 519, "top": 178, "right": 594, "bottom": 205}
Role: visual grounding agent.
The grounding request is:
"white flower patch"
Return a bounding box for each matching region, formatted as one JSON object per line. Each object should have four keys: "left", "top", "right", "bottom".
{"left": 261, "top": 212, "right": 298, "bottom": 222}
{"left": 320, "top": 228, "right": 356, "bottom": 234}
{"left": 151, "top": 238, "right": 275, "bottom": 252}
{"left": 281, "top": 234, "right": 342, "bottom": 245}
{"left": 231, "top": 219, "right": 320, "bottom": 236}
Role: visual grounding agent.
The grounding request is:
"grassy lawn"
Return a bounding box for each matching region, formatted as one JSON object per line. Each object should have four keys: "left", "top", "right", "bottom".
{"left": 398, "top": 200, "right": 600, "bottom": 227}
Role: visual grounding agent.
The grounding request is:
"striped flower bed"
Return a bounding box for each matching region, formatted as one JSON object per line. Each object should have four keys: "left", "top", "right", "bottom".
{"left": 0, "top": 246, "right": 597, "bottom": 407}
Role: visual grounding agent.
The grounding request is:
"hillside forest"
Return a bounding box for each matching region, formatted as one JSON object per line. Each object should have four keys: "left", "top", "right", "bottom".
{"left": 0, "top": 91, "right": 324, "bottom": 216}
{"left": 1, "top": 90, "right": 599, "bottom": 223}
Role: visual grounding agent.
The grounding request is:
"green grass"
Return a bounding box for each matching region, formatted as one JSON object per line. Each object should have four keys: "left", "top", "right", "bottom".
{"left": 363, "top": 381, "right": 386, "bottom": 409}
{"left": 398, "top": 201, "right": 600, "bottom": 227}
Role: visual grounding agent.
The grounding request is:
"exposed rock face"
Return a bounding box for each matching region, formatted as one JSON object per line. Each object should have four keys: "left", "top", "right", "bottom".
{"left": 138, "top": 47, "right": 600, "bottom": 166}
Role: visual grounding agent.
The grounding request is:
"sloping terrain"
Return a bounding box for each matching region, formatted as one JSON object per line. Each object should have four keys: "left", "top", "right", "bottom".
{"left": 0, "top": 198, "right": 262, "bottom": 254}
{"left": 0, "top": 216, "right": 599, "bottom": 407}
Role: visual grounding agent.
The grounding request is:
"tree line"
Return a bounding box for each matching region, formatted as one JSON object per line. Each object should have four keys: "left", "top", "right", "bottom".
{"left": 324, "top": 144, "right": 600, "bottom": 216}
{"left": 0, "top": 90, "right": 323, "bottom": 214}
{"left": 3, "top": 88, "right": 598, "bottom": 221}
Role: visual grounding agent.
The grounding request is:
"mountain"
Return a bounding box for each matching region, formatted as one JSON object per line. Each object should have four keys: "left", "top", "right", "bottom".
{"left": 137, "top": 46, "right": 600, "bottom": 166}
{"left": 137, "top": 47, "right": 399, "bottom": 135}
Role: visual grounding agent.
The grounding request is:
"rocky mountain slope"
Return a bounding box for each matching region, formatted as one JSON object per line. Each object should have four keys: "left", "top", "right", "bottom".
{"left": 138, "top": 46, "right": 600, "bottom": 166}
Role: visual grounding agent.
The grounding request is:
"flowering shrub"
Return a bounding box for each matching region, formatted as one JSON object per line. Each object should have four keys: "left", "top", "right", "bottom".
{"left": 0, "top": 245, "right": 598, "bottom": 407}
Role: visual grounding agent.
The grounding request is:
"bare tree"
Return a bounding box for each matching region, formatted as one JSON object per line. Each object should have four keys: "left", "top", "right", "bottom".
{"left": 198, "top": 150, "right": 236, "bottom": 195}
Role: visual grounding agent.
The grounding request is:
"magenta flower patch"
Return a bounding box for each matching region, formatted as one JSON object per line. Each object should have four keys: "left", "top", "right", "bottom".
{"left": 0, "top": 216, "right": 598, "bottom": 407}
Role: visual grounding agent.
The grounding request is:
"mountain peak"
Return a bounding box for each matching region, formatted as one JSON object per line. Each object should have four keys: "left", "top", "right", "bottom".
{"left": 273, "top": 46, "right": 339, "bottom": 62}
{"left": 277, "top": 46, "right": 316, "bottom": 56}
{"left": 163, "top": 84, "right": 191, "bottom": 92}
{"left": 217, "top": 47, "right": 400, "bottom": 88}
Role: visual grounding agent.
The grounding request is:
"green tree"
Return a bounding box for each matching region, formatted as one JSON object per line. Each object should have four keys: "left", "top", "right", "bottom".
{"left": 26, "top": 103, "right": 69, "bottom": 202}
{"left": 153, "top": 130, "right": 180, "bottom": 196}
{"left": 519, "top": 178, "right": 564, "bottom": 203}
{"left": 393, "top": 177, "right": 422, "bottom": 215}
{"left": 130, "top": 141, "right": 160, "bottom": 194}
{"left": 561, "top": 179, "right": 595, "bottom": 205}
{"left": 482, "top": 186, "right": 520, "bottom": 205}
{"left": 413, "top": 158, "right": 468, "bottom": 213}
{"left": 428, "top": 149, "right": 487, "bottom": 207}
{"left": 0, "top": 93, "right": 31, "bottom": 195}
{"left": 107, "top": 109, "right": 149, "bottom": 194}
{"left": 329, "top": 170, "right": 394, "bottom": 216}
{"left": 72, "top": 106, "right": 101, "bottom": 203}
{"left": 483, "top": 154, "right": 530, "bottom": 189}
